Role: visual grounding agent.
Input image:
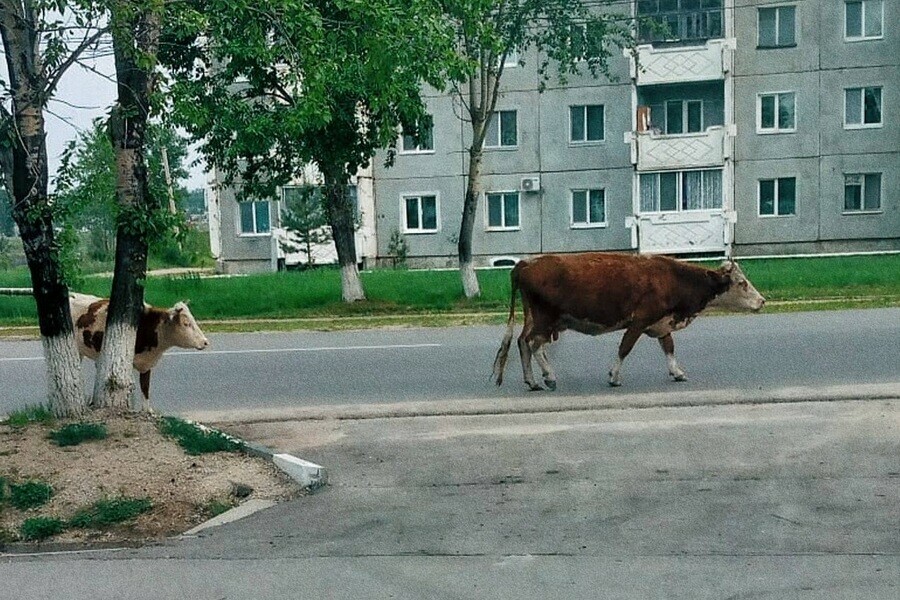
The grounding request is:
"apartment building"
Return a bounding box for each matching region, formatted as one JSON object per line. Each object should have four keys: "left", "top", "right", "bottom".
{"left": 211, "top": 0, "right": 898, "bottom": 273}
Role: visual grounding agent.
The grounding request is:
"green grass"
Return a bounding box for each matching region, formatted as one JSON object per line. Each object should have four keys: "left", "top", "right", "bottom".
{"left": 158, "top": 417, "right": 244, "bottom": 455}
{"left": 5, "top": 405, "right": 54, "bottom": 428}
{"left": 68, "top": 497, "right": 153, "bottom": 528}
{"left": 1, "top": 255, "right": 898, "bottom": 328}
{"left": 9, "top": 480, "right": 53, "bottom": 511}
{"left": 48, "top": 422, "right": 108, "bottom": 447}
{"left": 203, "top": 498, "right": 235, "bottom": 519}
{"left": 19, "top": 517, "right": 66, "bottom": 542}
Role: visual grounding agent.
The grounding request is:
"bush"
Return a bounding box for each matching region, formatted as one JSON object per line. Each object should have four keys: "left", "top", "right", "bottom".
{"left": 203, "top": 499, "right": 234, "bottom": 519}
{"left": 69, "top": 497, "right": 153, "bottom": 528}
{"left": 9, "top": 480, "right": 53, "bottom": 511}
{"left": 5, "top": 405, "right": 54, "bottom": 429}
{"left": 158, "top": 417, "right": 243, "bottom": 455}
{"left": 49, "top": 422, "right": 108, "bottom": 447}
{"left": 19, "top": 517, "right": 66, "bottom": 542}
{"left": 0, "top": 476, "right": 8, "bottom": 502}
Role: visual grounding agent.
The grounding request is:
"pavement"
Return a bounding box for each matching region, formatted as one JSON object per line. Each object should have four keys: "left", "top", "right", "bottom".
{"left": 3, "top": 385, "right": 895, "bottom": 599}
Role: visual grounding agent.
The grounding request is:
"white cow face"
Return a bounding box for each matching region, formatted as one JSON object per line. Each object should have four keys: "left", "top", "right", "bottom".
{"left": 168, "top": 302, "right": 210, "bottom": 350}
{"left": 710, "top": 261, "right": 766, "bottom": 312}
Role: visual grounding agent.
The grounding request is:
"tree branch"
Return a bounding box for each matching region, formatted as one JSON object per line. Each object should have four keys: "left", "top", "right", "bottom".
{"left": 45, "top": 27, "right": 109, "bottom": 99}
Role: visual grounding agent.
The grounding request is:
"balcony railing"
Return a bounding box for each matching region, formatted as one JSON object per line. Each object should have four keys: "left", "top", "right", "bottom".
{"left": 631, "top": 125, "right": 728, "bottom": 171}
{"left": 637, "top": 6, "right": 724, "bottom": 45}
{"left": 631, "top": 38, "right": 732, "bottom": 86}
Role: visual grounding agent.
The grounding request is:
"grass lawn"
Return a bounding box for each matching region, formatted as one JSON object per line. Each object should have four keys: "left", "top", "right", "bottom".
{"left": 1, "top": 254, "right": 898, "bottom": 329}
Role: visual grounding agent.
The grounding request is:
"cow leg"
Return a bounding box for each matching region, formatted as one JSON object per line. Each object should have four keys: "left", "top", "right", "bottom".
{"left": 517, "top": 333, "right": 541, "bottom": 391}
{"left": 139, "top": 370, "right": 153, "bottom": 413}
{"left": 658, "top": 334, "right": 687, "bottom": 382}
{"left": 530, "top": 337, "right": 556, "bottom": 391}
{"left": 609, "top": 326, "right": 643, "bottom": 387}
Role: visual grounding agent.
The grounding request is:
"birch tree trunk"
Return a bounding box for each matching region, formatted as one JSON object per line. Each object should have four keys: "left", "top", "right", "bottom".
{"left": 322, "top": 166, "right": 365, "bottom": 302}
{"left": 458, "top": 145, "right": 484, "bottom": 298}
{"left": 0, "top": 2, "right": 85, "bottom": 417}
{"left": 92, "top": 2, "right": 160, "bottom": 410}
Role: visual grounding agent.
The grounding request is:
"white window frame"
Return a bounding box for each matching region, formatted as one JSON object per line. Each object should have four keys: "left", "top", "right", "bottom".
{"left": 570, "top": 188, "right": 607, "bottom": 229}
{"left": 757, "top": 91, "right": 797, "bottom": 133}
{"left": 757, "top": 177, "right": 797, "bottom": 218}
{"left": 639, "top": 170, "right": 723, "bottom": 213}
{"left": 664, "top": 99, "right": 705, "bottom": 135}
{"left": 401, "top": 192, "right": 440, "bottom": 233}
{"left": 485, "top": 110, "right": 518, "bottom": 149}
{"left": 237, "top": 200, "right": 271, "bottom": 236}
{"left": 569, "top": 104, "right": 605, "bottom": 144}
{"left": 484, "top": 190, "right": 521, "bottom": 231}
{"left": 844, "top": 86, "right": 883, "bottom": 129}
{"left": 502, "top": 49, "right": 520, "bottom": 69}
{"left": 399, "top": 119, "right": 435, "bottom": 155}
{"left": 844, "top": 0, "right": 883, "bottom": 41}
{"left": 757, "top": 5, "right": 796, "bottom": 48}
{"left": 842, "top": 173, "right": 882, "bottom": 214}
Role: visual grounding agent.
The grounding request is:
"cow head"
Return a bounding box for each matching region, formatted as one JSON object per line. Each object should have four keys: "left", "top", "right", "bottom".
{"left": 708, "top": 260, "right": 766, "bottom": 312}
{"left": 167, "top": 302, "right": 210, "bottom": 350}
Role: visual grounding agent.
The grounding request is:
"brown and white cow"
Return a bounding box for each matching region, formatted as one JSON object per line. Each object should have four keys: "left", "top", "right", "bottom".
{"left": 492, "top": 253, "right": 765, "bottom": 391}
{"left": 70, "top": 293, "right": 209, "bottom": 409}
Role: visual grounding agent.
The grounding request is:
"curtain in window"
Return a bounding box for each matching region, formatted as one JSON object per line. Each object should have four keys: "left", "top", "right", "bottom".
{"left": 758, "top": 8, "right": 776, "bottom": 46}
{"left": 660, "top": 172, "right": 678, "bottom": 211}
{"left": 759, "top": 180, "right": 775, "bottom": 215}
{"left": 503, "top": 193, "right": 519, "bottom": 227}
{"left": 701, "top": 169, "right": 722, "bottom": 209}
{"left": 589, "top": 190, "right": 605, "bottom": 222}
{"left": 863, "top": 88, "right": 881, "bottom": 124}
{"left": 866, "top": 0, "right": 883, "bottom": 37}
{"left": 778, "top": 93, "right": 795, "bottom": 129}
{"left": 682, "top": 170, "right": 702, "bottom": 210}
{"left": 846, "top": 88, "right": 862, "bottom": 124}
{"left": 500, "top": 112, "right": 517, "bottom": 146}
{"left": 778, "top": 7, "right": 795, "bottom": 45}
{"left": 255, "top": 201, "right": 270, "bottom": 233}
{"left": 640, "top": 174, "right": 658, "bottom": 212}
{"left": 864, "top": 174, "right": 881, "bottom": 210}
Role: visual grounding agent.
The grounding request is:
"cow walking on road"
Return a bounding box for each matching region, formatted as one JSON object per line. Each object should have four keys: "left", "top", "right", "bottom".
{"left": 492, "top": 253, "right": 765, "bottom": 391}
{"left": 70, "top": 293, "right": 210, "bottom": 411}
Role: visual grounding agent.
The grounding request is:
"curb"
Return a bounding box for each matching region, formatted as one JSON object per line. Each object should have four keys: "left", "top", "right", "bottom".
{"left": 186, "top": 419, "right": 328, "bottom": 492}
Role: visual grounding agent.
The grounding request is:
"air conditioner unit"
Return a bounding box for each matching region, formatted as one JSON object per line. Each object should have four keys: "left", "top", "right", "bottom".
{"left": 520, "top": 176, "right": 541, "bottom": 192}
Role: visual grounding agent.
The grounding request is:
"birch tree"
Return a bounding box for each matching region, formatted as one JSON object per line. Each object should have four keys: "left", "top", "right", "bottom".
{"left": 441, "top": 0, "right": 633, "bottom": 297}
{"left": 0, "top": 0, "right": 105, "bottom": 417}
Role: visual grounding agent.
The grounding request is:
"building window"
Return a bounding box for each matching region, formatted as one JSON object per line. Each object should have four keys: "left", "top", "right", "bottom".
{"left": 665, "top": 99, "right": 704, "bottom": 134}
{"left": 485, "top": 110, "right": 518, "bottom": 148}
{"left": 239, "top": 200, "right": 271, "bottom": 235}
{"left": 400, "top": 117, "right": 434, "bottom": 153}
{"left": 758, "top": 5, "right": 796, "bottom": 48}
{"left": 758, "top": 92, "right": 796, "bottom": 132}
{"left": 402, "top": 193, "right": 439, "bottom": 232}
{"left": 845, "top": 86, "right": 882, "bottom": 128}
{"left": 844, "top": 173, "right": 882, "bottom": 212}
{"left": 570, "top": 105, "right": 604, "bottom": 143}
{"left": 845, "top": 0, "right": 883, "bottom": 40}
{"left": 636, "top": 0, "right": 724, "bottom": 44}
{"left": 486, "top": 191, "right": 520, "bottom": 230}
{"left": 571, "top": 189, "right": 606, "bottom": 227}
{"left": 758, "top": 177, "right": 796, "bottom": 216}
{"left": 502, "top": 49, "right": 520, "bottom": 68}
{"left": 639, "top": 170, "right": 722, "bottom": 213}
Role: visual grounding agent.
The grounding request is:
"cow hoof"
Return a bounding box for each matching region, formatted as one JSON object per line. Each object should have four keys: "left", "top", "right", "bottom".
{"left": 527, "top": 383, "right": 543, "bottom": 392}
{"left": 544, "top": 379, "right": 557, "bottom": 391}
{"left": 608, "top": 380, "right": 622, "bottom": 387}
{"left": 673, "top": 374, "right": 688, "bottom": 382}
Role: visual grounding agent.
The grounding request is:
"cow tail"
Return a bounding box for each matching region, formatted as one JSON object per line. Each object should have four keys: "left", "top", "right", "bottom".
{"left": 492, "top": 266, "right": 520, "bottom": 386}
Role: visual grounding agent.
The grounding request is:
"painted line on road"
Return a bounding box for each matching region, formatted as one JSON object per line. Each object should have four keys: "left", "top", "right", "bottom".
{"left": 0, "top": 343, "right": 442, "bottom": 363}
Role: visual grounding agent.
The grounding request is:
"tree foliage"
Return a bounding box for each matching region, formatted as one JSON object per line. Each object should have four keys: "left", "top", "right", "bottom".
{"left": 279, "top": 185, "right": 332, "bottom": 268}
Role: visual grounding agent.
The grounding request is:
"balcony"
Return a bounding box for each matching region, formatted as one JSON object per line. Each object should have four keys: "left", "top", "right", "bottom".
{"left": 630, "top": 39, "right": 733, "bottom": 86}
{"left": 631, "top": 125, "right": 729, "bottom": 171}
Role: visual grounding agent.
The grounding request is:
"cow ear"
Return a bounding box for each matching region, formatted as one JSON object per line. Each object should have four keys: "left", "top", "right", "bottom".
{"left": 708, "top": 269, "right": 730, "bottom": 293}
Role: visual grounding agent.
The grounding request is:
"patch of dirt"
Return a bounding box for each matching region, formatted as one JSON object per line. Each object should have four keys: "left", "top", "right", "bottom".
{"left": 0, "top": 414, "right": 298, "bottom": 546}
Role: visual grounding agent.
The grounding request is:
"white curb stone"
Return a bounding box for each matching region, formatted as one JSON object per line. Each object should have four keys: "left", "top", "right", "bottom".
{"left": 181, "top": 499, "right": 278, "bottom": 537}
{"left": 272, "top": 454, "right": 328, "bottom": 490}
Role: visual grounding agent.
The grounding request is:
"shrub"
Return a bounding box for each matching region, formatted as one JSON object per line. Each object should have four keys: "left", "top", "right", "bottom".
{"left": 0, "top": 476, "right": 8, "bottom": 502}
{"left": 69, "top": 497, "right": 153, "bottom": 528}
{"left": 9, "top": 480, "right": 53, "bottom": 510}
{"left": 19, "top": 517, "right": 66, "bottom": 541}
{"left": 5, "top": 405, "right": 54, "bottom": 428}
{"left": 158, "top": 417, "right": 243, "bottom": 455}
{"left": 49, "top": 422, "right": 108, "bottom": 447}
{"left": 203, "top": 499, "right": 234, "bottom": 519}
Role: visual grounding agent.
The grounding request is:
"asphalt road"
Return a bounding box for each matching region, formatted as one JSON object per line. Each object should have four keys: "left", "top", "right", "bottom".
{"left": 1, "top": 307, "right": 899, "bottom": 415}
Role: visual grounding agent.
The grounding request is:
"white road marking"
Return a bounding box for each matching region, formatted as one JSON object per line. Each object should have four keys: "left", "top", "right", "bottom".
{"left": 0, "top": 343, "right": 442, "bottom": 363}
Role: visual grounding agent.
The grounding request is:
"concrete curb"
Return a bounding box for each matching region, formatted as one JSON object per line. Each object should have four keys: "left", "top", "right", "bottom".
{"left": 184, "top": 418, "right": 327, "bottom": 491}
{"left": 186, "top": 382, "right": 900, "bottom": 425}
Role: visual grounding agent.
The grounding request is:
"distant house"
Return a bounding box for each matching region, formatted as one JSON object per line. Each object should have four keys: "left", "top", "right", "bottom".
{"left": 210, "top": 0, "right": 898, "bottom": 271}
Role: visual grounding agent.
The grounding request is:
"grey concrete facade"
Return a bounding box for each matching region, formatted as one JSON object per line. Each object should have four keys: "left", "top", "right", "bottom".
{"left": 211, "top": 0, "right": 899, "bottom": 271}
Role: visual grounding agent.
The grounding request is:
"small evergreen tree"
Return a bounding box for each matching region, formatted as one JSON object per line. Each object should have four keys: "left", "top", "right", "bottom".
{"left": 279, "top": 185, "right": 332, "bottom": 268}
